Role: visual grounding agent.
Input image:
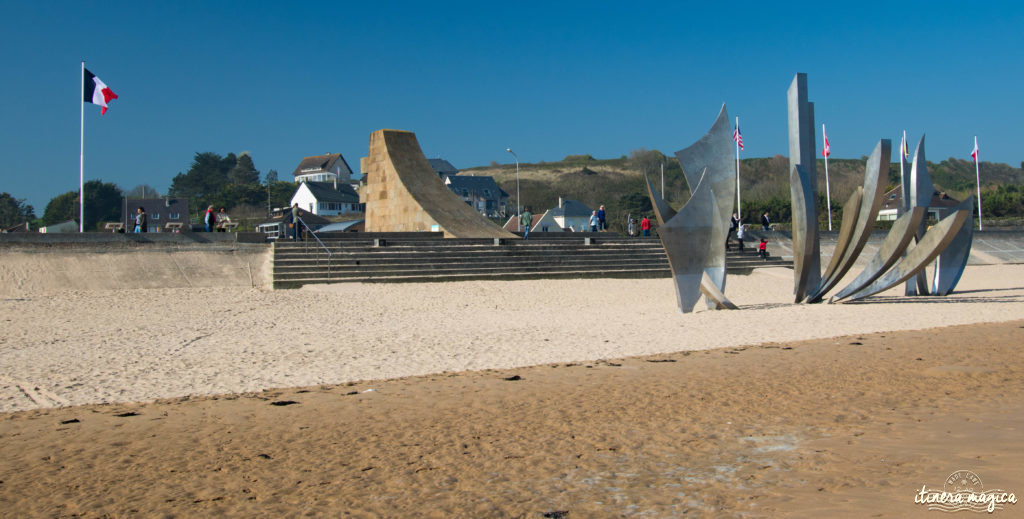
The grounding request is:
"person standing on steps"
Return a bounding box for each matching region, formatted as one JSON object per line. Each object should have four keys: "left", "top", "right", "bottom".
{"left": 727, "top": 212, "right": 738, "bottom": 250}
{"left": 640, "top": 215, "right": 652, "bottom": 237}
{"left": 597, "top": 204, "right": 607, "bottom": 231}
{"left": 520, "top": 207, "right": 533, "bottom": 239}
{"left": 758, "top": 238, "right": 769, "bottom": 260}
{"left": 290, "top": 203, "right": 301, "bottom": 241}
{"left": 761, "top": 212, "right": 771, "bottom": 232}
{"left": 737, "top": 222, "right": 746, "bottom": 251}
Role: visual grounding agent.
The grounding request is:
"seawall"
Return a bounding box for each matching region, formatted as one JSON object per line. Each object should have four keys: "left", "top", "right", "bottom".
{"left": 0, "top": 233, "right": 271, "bottom": 296}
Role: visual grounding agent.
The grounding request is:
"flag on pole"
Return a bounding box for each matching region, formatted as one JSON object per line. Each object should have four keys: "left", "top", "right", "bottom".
{"left": 822, "top": 126, "right": 831, "bottom": 157}
{"left": 970, "top": 137, "right": 979, "bottom": 162}
{"left": 83, "top": 68, "right": 117, "bottom": 114}
{"left": 733, "top": 122, "right": 744, "bottom": 150}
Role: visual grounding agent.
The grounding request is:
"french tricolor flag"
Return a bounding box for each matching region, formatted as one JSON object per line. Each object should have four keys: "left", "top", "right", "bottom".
{"left": 83, "top": 68, "right": 117, "bottom": 114}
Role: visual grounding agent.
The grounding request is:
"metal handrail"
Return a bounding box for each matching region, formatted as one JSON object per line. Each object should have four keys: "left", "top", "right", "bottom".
{"left": 296, "top": 215, "right": 333, "bottom": 280}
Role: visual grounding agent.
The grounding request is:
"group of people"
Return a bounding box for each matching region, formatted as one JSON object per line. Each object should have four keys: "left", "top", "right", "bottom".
{"left": 131, "top": 205, "right": 231, "bottom": 233}
{"left": 727, "top": 212, "right": 771, "bottom": 259}
{"left": 626, "top": 216, "right": 652, "bottom": 237}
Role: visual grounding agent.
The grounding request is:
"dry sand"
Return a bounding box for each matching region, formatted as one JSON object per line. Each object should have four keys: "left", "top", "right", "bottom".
{"left": 1, "top": 264, "right": 1023, "bottom": 516}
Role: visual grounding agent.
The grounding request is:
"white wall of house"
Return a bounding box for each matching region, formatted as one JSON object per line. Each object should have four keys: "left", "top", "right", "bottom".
{"left": 289, "top": 183, "right": 361, "bottom": 216}
{"left": 532, "top": 211, "right": 564, "bottom": 232}
{"left": 554, "top": 216, "right": 588, "bottom": 231}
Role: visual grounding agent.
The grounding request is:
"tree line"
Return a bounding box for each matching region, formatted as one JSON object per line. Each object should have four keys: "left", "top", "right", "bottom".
{"left": 1, "top": 151, "right": 297, "bottom": 231}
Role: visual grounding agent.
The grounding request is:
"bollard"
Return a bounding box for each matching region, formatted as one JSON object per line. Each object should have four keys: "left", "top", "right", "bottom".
{"left": 374, "top": 238, "right": 387, "bottom": 248}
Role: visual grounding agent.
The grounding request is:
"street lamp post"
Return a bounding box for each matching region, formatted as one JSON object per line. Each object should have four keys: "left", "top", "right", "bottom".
{"left": 506, "top": 148, "right": 520, "bottom": 232}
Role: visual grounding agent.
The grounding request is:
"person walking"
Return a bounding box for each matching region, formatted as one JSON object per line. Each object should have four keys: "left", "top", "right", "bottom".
{"left": 761, "top": 212, "right": 771, "bottom": 232}
{"left": 290, "top": 203, "right": 301, "bottom": 241}
{"left": 758, "top": 238, "right": 769, "bottom": 260}
{"left": 204, "top": 205, "right": 217, "bottom": 232}
{"left": 134, "top": 207, "right": 147, "bottom": 233}
{"left": 597, "top": 204, "right": 607, "bottom": 231}
{"left": 628, "top": 217, "right": 636, "bottom": 237}
{"left": 589, "top": 211, "right": 599, "bottom": 232}
{"left": 737, "top": 222, "right": 746, "bottom": 251}
{"left": 520, "top": 207, "right": 533, "bottom": 239}
{"left": 640, "top": 216, "right": 652, "bottom": 237}
{"left": 727, "top": 212, "right": 738, "bottom": 251}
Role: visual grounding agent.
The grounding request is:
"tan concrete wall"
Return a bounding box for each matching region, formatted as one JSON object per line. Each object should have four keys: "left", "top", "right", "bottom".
{"left": 0, "top": 245, "right": 271, "bottom": 296}
{"left": 361, "top": 129, "right": 516, "bottom": 239}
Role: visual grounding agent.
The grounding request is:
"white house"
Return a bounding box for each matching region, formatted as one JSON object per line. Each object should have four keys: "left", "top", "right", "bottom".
{"left": 292, "top": 153, "right": 354, "bottom": 184}
{"left": 290, "top": 181, "right": 363, "bottom": 216}
{"left": 546, "top": 197, "right": 594, "bottom": 231}
{"left": 876, "top": 186, "right": 960, "bottom": 222}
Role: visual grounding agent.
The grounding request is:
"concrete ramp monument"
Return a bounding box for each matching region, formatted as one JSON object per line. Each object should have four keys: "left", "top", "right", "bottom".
{"left": 360, "top": 129, "right": 517, "bottom": 239}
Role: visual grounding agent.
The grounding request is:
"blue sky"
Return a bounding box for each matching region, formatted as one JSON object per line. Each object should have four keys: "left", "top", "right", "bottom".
{"left": 1, "top": 1, "right": 1020, "bottom": 212}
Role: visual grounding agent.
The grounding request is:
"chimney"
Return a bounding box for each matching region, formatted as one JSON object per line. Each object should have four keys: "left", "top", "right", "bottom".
{"left": 559, "top": 197, "right": 564, "bottom": 208}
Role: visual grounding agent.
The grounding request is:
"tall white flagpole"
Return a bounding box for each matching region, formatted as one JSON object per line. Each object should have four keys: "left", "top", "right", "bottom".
{"left": 974, "top": 136, "right": 983, "bottom": 230}
{"left": 80, "top": 60, "right": 85, "bottom": 233}
{"left": 823, "top": 123, "right": 832, "bottom": 231}
{"left": 735, "top": 116, "right": 741, "bottom": 220}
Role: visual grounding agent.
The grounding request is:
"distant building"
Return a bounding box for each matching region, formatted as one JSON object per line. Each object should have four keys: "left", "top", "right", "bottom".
{"left": 546, "top": 197, "right": 594, "bottom": 231}
{"left": 290, "top": 181, "right": 363, "bottom": 216}
{"left": 256, "top": 206, "right": 331, "bottom": 240}
{"left": 2, "top": 222, "right": 31, "bottom": 233}
{"left": 292, "top": 153, "right": 354, "bottom": 184}
{"left": 427, "top": 158, "right": 459, "bottom": 179}
{"left": 121, "top": 198, "right": 191, "bottom": 232}
{"left": 876, "top": 187, "right": 960, "bottom": 221}
{"left": 443, "top": 175, "right": 509, "bottom": 218}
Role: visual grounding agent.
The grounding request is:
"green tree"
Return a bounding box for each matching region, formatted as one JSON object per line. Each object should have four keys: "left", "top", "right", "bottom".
{"left": 228, "top": 152, "right": 260, "bottom": 185}
{"left": 265, "top": 169, "right": 278, "bottom": 184}
{"left": 169, "top": 152, "right": 233, "bottom": 205}
{"left": 125, "top": 184, "right": 162, "bottom": 199}
{"left": 0, "top": 192, "right": 36, "bottom": 228}
{"left": 42, "top": 180, "right": 123, "bottom": 230}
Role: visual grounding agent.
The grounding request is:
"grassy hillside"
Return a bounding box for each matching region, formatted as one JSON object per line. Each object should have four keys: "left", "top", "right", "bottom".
{"left": 462, "top": 152, "right": 1023, "bottom": 231}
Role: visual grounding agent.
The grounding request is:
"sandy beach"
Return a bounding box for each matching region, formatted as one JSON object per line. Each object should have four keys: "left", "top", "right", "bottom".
{"left": 1, "top": 264, "right": 1023, "bottom": 516}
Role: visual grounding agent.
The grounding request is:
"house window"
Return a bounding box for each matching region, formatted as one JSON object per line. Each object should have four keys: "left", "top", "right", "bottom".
{"left": 152, "top": 213, "right": 160, "bottom": 220}
{"left": 483, "top": 189, "right": 491, "bottom": 197}
{"left": 462, "top": 188, "right": 469, "bottom": 197}
{"left": 169, "top": 213, "right": 179, "bottom": 219}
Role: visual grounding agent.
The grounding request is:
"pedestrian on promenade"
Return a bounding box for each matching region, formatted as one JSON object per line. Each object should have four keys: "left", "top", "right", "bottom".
{"left": 520, "top": 207, "right": 533, "bottom": 239}
{"left": 589, "top": 211, "right": 599, "bottom": 232}
{"left": 628, "top": 217, "right": 636, "bottom": 237}
{"left": 597, "top": 205, "right": 607, "bottom": 231}
{"left": 134, "top": 207, "right": 147, "bottom": 233}
{"left": 737, "top": 223, "right": 746, "bottom": 251}
{"left": 204, "top": 205, "right": 217, "bottom": 232}
{"left": 761, "top": 212, "right": 771, "bottom": 232}
{"left": 640, "top": 216, "right": 652, "bottom": 237}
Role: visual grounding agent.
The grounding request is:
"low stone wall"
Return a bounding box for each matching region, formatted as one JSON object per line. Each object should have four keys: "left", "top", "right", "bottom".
{"left": 0, "top": 235, "right": 271, "bottom": 296}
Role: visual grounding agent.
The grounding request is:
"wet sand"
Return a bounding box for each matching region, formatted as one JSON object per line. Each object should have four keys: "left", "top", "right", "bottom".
{"left": 1, "top": 323, "right": 1022, "bottom": 517}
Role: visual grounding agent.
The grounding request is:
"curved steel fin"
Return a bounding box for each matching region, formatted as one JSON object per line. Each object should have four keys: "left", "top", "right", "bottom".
{"left": 656, "top": 170, "right": 717, "bottom": 313}
{"left": 932, "top": 197, "right": 974, "bottom": 296}
{"left": 905, "top": 136, "right": 934, "bottom": 296}
{"left": 832, "top": 207, "right": 926, "bottom": 300}
{"left": 808, "top": 140, "right": 891, "bottom": 302}
{"left": 840, "top": 208, "right": 969, "bottom": 302}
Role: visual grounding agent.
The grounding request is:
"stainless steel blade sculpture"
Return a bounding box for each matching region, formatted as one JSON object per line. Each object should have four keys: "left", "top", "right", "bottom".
{"left": 787, "top": 74, "right": 822, "bottom": 302}
{"left": 675, "top": 104, "right": 736, "bottom": 305}
{"left": 647, "top": 169, "right": 718, "bottom": 312}
{"left": 831, "top": 206, "right": 926, "bottom": 301}
{"left": 931, "top": 196, "right": 974, "bottom": 296}
{"left": 806, "top": 140, "right": 891, "bottom": 302}
{"left": 838, "top": 207, "right": 970, "bottom": 301}
{"left": 905, "top": 136, "right": 935, "bottom": 296}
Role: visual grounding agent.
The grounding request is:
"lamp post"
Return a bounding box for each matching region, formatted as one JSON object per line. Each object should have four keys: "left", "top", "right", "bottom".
{"left": 506, "top": 148, "right": 520, "bottom": 231}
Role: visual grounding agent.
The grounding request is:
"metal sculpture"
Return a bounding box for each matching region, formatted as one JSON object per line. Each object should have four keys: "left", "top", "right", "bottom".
{"left": 787, "top": 74, "right": 822, "bottom": 302}
{"left": 647, "top": 170, "right": 719, "bottom": 312}
{"left": 646, "top": 172, "right": 738, "bottom": 312}
{"left": 675, "top": 104, "right": 736, "bottom": 304}
{"left": 905, "top": 136, "right": 935, "bottom": 295}
{"left": 831, "top": 207, "right": 926, "bottom": 301}
{"left": 806, "top": 140, "right": 891, "bottom": 302}
{"left": 931, "top": 197, "right": 974, "bottom": 295}
{"left": 837, "top": 207, "right": 970, "bottom": 301}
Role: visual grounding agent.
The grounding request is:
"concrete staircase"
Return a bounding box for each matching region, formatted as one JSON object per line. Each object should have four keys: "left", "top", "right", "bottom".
{"left": 272, "top": 235, "right": 791, "bottom": 288}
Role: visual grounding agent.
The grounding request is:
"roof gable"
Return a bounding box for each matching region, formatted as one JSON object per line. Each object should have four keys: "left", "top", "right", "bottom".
{"left": 298, "top": 181, "right": 361, "bottom": 203}
{"left": 292, "top": 153, "right": 353, "bottom": 177}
